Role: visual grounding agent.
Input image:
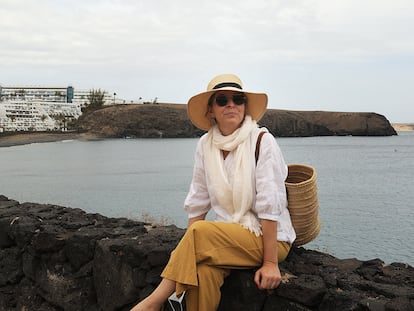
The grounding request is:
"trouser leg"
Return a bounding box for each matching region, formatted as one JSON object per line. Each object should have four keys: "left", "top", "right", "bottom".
{"left": 161, "top": 221, "right": 291, "bottom": 310}
{"left": 185, "top": 264, "right": 230, "bottom": 311}
{"left": 161, "top": 221, "right": 264, "bottom": 289}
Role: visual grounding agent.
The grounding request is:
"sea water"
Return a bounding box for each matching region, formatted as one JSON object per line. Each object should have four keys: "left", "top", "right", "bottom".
{"left": 0, "top": 132, "right": 413, "bottom": 265}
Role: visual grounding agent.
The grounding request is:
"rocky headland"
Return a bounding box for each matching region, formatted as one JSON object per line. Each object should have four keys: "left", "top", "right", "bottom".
{"left": 1, "top": 195, "right": 413, "bottom": 311}
{"left": 0, "top": 104, "right": 397, "bottom": 148}
{"left": 75, "top": 104, "right": 397, "bottom": 138}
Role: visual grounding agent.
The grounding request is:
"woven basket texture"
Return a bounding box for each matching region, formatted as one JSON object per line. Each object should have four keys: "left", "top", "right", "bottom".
{"left": 285, "top": 164, "right": 320, "bottom": 246}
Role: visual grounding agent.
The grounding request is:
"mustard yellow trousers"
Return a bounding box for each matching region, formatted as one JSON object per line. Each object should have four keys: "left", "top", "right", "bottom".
{"left": 161, "top": 221, "right": 291, "bottom": 311}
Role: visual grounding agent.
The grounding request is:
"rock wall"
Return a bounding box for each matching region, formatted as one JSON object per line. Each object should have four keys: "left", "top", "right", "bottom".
{"left": 75, "top": 104, "right": 397, "bottom": 138}
{"left": 1, "top": 195, "right": 413, "bottom": 311}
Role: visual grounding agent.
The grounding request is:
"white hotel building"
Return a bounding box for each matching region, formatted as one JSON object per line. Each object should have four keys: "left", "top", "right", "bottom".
{"left": 0, "top": 85, "right": 114, "bottom": 132}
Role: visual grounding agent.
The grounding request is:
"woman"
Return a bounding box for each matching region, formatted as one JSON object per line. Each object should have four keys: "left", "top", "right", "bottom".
{"left": 131, "top": 74, "right": 296, "bottom": 311}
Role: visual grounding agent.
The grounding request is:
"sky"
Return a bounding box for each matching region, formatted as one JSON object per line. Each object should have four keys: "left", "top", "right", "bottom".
{"left": 1, "top": 0, "right": 413, "bottom": 123}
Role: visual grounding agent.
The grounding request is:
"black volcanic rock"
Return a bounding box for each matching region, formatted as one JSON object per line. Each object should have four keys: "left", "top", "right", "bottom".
{"left": 1, "top": 195, "right": 412, "bottom": 311}
{"left": 75, "top": 104, "right": 397, "bottom": 138}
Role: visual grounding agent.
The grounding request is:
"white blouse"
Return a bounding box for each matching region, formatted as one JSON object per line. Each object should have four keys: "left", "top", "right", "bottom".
{"left": 184, "top": 130, "right": 296, "bottom": 244}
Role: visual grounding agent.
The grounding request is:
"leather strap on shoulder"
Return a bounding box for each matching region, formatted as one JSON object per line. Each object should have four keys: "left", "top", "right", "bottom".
{"left": 255, "top": 131, "right": 266, "bottom": 164}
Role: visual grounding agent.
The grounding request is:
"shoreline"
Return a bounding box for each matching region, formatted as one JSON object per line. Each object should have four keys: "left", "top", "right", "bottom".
{"left": 0, "top": 132, "right": 99, "bottom": 148}
{"left": 1, "top": 126, "right": 411, "bottom": 148}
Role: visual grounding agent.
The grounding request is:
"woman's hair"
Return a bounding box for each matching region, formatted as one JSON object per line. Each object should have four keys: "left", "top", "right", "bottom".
{"left": 207, "top": 93, "right": 215, "bottom": 107}
{"left": 205, "top": 93, "right": 215, "bottom": 119}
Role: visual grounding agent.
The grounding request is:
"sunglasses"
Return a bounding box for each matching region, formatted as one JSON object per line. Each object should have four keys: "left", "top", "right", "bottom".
{"left": 215, "top": 94, "right": 247, "bottom": 107}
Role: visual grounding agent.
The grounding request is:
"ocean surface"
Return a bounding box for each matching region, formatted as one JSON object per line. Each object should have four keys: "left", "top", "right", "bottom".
{"left": 0, "top": 132, "right": 413, "bottom": 266}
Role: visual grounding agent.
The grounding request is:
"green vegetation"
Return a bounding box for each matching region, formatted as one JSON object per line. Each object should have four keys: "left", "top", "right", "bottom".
{"left": 82, "top": 89, "right": 106, "bottom": 113}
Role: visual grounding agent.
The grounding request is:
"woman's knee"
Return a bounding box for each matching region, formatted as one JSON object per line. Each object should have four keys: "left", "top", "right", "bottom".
{"left": 188, "top": 220, "right": 214, "bottom": 233}
{"left": 186, "top": 221, "right": 224, "bottom": 247}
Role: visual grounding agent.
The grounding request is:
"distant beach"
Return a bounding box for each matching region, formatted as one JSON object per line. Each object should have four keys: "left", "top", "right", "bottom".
{"left": 0, "top": 132, "right": 99, "bottom": 148}
{"left": 392, "top": 123, "right": 414, "bottom": 131}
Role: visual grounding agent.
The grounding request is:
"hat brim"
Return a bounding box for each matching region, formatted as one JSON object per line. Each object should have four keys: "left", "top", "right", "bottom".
{"left": 187, "top": 87, "right": 268, "bottom": 131}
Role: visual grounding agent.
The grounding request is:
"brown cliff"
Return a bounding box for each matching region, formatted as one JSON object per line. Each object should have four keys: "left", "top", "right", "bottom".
{"left": 75, "top": 104, "right": 397, "bottom": 138}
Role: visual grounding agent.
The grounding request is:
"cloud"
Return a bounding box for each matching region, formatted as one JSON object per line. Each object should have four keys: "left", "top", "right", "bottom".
{"left": 2, "top": 0, "right": 413, "bottom": 66}
{"left": 1, "top": 0, "right": 413, "bottom": 121}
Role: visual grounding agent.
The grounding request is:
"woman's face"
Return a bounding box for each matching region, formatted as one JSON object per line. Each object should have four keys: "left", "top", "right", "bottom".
{"left": 209, "top": 90, "right": 246, "bottom": 136}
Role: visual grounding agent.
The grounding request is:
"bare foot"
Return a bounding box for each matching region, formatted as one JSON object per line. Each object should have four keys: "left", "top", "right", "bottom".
{"left": 130, "top": 278, "right": 174, "bottom": 310}
{"left": 130, "top": 298, "right": 163, "bottom": 311}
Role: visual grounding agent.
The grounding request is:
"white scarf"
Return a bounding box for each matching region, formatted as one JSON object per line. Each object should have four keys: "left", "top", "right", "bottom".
{"left": 204, "top": 115, "right": 263, "bottom": 236}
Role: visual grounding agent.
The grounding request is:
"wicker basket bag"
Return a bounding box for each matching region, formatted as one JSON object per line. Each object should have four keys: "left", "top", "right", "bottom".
{"left": 255, "top": 132, "right": 320, "bottom": 246}
{"left": 285, "top": 164, "right": 320, "bottom": 246}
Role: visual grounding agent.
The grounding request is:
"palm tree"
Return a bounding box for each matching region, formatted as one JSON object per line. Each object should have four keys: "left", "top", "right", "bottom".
{"left": 83, "top": 89, "right": 106, "bottom": 112}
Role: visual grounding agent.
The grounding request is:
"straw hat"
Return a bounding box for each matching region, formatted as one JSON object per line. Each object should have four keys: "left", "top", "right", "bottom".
{"left": 187, "top": 74, "right": 268, "bottom": 130}
{"left": 285, "top": 164, "right": 321, "bottom": 246}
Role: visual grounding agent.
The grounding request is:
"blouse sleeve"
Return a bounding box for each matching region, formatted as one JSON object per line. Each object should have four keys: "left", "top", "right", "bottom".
{"left": 254, "top": 132, "right": 288, "bottom": 221}
{"left": 183, "top": 136, "right": 211, "bottom": 218}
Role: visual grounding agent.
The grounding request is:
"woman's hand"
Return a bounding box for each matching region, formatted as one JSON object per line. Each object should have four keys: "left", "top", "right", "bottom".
{"left": 256, "top": 219, "right": 281, "bottom": 289}
{"left": 254, "top": 261, "right": 282, "bottom": 290}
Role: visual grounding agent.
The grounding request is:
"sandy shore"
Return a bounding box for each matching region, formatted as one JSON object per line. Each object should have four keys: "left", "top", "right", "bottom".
{"left": 0, "top": 132, "right": 99, "bottom": 148}
{"left": 392, "top": 123, "right": 414, "bottom": 131}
